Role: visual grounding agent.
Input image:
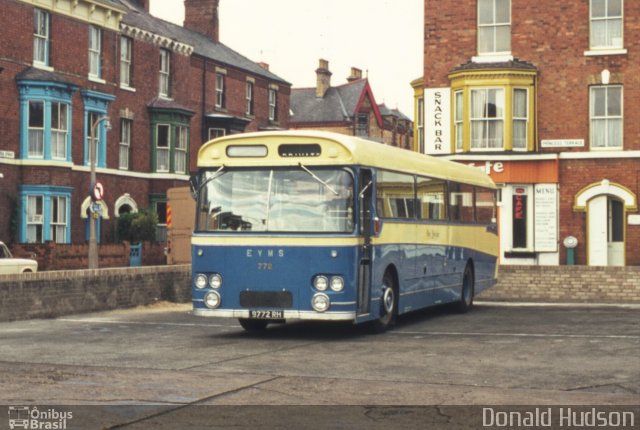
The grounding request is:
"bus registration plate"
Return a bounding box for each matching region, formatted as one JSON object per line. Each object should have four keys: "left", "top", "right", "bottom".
{"left": 249, "top": 310, "right": 284, "bottom": 319}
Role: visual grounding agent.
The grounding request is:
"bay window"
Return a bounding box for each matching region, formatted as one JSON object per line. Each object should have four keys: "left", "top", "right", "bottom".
{"left": 471, "top": 88, "right": 504, "bottom": 150}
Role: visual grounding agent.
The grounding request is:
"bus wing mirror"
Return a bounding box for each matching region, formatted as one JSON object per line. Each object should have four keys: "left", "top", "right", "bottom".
{"left": 189, "top": 175, "right": 199, "bottom": 200}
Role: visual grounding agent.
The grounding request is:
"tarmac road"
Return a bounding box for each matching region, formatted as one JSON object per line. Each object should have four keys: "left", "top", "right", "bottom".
{"left": 0, "top": 302, "right": 638, "bottom": 429}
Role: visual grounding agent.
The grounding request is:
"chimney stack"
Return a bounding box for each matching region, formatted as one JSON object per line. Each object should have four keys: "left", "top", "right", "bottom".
{"left": 347, "top": 67, "right": 362, "bottom": 82}
{"left": 184, "top": 0, "right": 220, "bottom": 42}
{"left": 315, "top": 59, "right": 332, "bottom": 98}
{"left": 258, "top": 62, "right": 270, "bottom": 71}
{"left": 137, "top": 0, "right": 150, "bottom": 12}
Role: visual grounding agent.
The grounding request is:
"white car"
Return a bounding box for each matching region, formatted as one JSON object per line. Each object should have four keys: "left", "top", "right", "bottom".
{"left": 0, "top": 241, "right": 38, "bottom": 274}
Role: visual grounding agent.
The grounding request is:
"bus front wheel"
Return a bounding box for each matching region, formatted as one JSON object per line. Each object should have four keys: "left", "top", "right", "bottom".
{"left": 238, "top": 318, "right": 269, "bottom": 331}
{"left": 457, "top": 265, "right": 475, "bottom": 313}
{"left": 370, "top": 270, "right": 397, "bottom": 333}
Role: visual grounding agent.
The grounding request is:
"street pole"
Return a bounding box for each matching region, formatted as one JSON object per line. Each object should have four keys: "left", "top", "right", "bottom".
{"left": 88, "top": 115, "right": 110, "bottom": 269}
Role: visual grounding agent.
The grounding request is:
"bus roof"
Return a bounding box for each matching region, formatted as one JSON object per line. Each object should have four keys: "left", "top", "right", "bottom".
{"left": 197, "top": 130, "right": 496, "bottom": 189}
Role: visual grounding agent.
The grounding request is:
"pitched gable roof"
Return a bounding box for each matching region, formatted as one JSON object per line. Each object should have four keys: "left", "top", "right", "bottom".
{"left": 290, "top": 79, "right": 382, "bottom": 126}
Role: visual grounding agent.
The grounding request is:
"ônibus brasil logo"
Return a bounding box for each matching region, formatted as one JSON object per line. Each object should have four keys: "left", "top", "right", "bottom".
{"left": 8, "top": 406, "right": 73, "bottom": 430}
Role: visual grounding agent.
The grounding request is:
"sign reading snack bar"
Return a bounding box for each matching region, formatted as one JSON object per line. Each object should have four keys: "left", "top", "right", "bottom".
{"left": 424, "top": 88, "right": 451, "bottom": 154}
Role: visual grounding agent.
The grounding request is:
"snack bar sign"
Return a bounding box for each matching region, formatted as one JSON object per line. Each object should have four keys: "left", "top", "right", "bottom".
{"left": 424, "top": 88, "right": 451, "bottom": 154}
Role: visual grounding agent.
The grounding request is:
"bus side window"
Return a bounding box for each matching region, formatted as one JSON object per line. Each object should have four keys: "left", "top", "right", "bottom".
{"left": 417, "top": 176, "right": 446, "bottom": 221}
{"left": 449, "top": 182, "right": 475, "bottom": 223}
{"left": 376, "top": 170, "right": 415, "bottom": 218}
{"left": 475, "top": 187, "right": 496, "bottom": 224}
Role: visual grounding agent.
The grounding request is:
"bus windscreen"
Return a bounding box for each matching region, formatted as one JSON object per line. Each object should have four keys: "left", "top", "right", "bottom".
{"left": 196, "top": 168, "right": 354, "bottom": 233}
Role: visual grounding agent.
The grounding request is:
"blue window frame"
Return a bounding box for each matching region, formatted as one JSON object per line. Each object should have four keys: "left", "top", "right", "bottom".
{"left": 81, "top": 90, "right": 115, "bottom": 168}
{"left": 17, "top": 80, "right": 76, "bottom": 161}
{"left": 19, "top": 185, "right": 72, "bottom": 244}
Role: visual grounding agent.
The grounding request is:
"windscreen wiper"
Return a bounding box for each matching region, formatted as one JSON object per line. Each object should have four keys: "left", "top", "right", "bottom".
{"left": 195, "top": 165, "right": 225, "bottom": 194}
{"left": 298, "top": 163, "right": 338, "bottom": 195}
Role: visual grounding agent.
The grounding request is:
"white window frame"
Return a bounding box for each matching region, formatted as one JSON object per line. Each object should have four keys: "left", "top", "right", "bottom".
{"left": 50, "top": 195, "right": 68, "bottom": 244}
{"left": 512, "top": 88, "right": 528, "bottom": 151}
{"left": 27, "top": 195, "right": 44, "bottom": 243}
{"left": 28, "top": 100, "right": 45, "bottom": 158}
{"left": 120, "top": 36, "right": 133, "bottom": 88}
{"left": 477, "top": 0, "right": 511, "bottom": 55}
{"left": 589, "top": 0, "right": 624, "bottom": 50}
{"left": 156, "top": 124, "right": 171, "bottom": 172}
{"left": 119, "top": 118, "right": 131, "bottom": 170}
{"left": 416, "top": 97, "right": 424, "bottom": 153}
{"left": 590, "top": 85, "right": 623, "bottom": 150}
{"left": 208, "top": 128, "right": 226, "bottom": 140}
{"left": 51, "top": 102, "right": 68, "bottom": 160}
{"left": 268, "top": 88, "right": 277, "bottom": 121}
{"left": 33, "top": 9, "right": 49, "bottom": 67}
{"left": 470, "top": 88, "right": 504, "bottom": 151}
{"left": 215, "top": 73, "right": 225, "bottom": 108}
{"left": 246, "top": 82, "right": 254, "bottom": 116}
{"left": 454, "top": 90, "right": 464, "bottom": 152}
{"left": 88, "top": 26, "right": 101, "bottom": 79}
{"left": 174, "top": 126, "right": 188, "bottom": 174}
{"left": 159, "top": 49, "right": 171, "bottom": 97}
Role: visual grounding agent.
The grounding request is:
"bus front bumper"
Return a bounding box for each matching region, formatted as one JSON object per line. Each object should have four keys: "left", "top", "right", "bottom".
{"left": 193, "top": 308, "right": 356, "bottom": 321}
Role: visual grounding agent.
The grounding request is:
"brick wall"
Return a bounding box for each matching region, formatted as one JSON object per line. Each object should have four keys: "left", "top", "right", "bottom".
{"left": 10, "top": 241, "right": 166, "bottom": 271}
{"left": 0, "top": 265, "right": 191, "bottom": 322}
{"left": 480, "top": 265, "right": 640, "bottom": 303}
{"left": 1, "top": 265, "right": 637, "bottom": 323}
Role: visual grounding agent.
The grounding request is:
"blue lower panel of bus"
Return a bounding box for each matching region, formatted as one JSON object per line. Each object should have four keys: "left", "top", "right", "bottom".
{"left": 192, "top": 241, "right": 497, "bottom": 323}
{"left": 370, "top": 243, "right": 497, "bottom": 316}
{"left": 191, "top": 244, "right": 359, "bottom": 321}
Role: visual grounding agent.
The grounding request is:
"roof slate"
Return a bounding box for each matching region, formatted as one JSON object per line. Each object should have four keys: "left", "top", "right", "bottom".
{"left": 116, "top": 0, "right": 290, "bottom": 85}
{"left": 451, "top": 58, "right": 537, "bottom": 72}
{"left": 290, "top": 79, "right": 367, "bottom": 123}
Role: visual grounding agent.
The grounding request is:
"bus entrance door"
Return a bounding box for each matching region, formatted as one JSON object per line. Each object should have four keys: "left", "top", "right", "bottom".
{"left": 357, "top": 170, "right": 373, "bottom": 318}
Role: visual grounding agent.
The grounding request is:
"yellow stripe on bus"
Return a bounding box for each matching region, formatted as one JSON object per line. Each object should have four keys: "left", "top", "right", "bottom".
{"left": 372, "top": 222, "right": 498, "bottom": 256}
{"left": 192, "top": 236, "right": 363, "bottom": 247}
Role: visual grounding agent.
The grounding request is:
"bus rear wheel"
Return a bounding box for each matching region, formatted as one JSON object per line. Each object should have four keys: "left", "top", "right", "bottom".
{"left": 238, "top": 318, "right": 269, "bottom": 331}
{"left": 457, "top": 265, "right": 474, "bottom": 313}
{"left": 370, "top": 270, "right": 397, "bottom": 333}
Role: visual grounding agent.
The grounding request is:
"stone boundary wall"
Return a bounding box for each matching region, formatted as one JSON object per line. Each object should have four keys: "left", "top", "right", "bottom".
{"left": 0, "top": 265, "right": 638, "bottom": 323}
{"left": 480, "top": 265, "right": 640, "bottom": 303}
{"left": 0, "top": 265, "right": 191, "bottom": 322}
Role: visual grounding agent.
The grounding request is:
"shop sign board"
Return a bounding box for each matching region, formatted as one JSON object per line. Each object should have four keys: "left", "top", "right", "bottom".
{"left": 540, "top": 139, "right": 584, "bottom": 148}
{"left": 424, "top": 88, "right": 451, "bottom": 154}
{"left": 534, "top": 184, "right": 558, "bottom": 252}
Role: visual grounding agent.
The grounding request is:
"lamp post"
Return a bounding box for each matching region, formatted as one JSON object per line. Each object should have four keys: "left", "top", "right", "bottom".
{"left": 88, "top": 115, "right": 110, "bottom": 269}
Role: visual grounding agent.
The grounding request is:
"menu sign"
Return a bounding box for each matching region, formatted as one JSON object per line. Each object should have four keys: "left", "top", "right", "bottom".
{"left": 534, "top": 184, "right": 558, "bottom": 252}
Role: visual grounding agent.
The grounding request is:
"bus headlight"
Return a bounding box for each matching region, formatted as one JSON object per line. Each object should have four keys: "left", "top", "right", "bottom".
{"left": 195, "top": 274, "right": 208, "bottom": 289}
{"left": 204, "top": 291, "right": 221, "bottom": 309}
{"left": 313, "top": 275, "right": 329, "bottom": 291}
{"left": 330, "top": 276, "right": 344, "bottom": 292}
{"left": 311, "top": 293, "right": 330, "bottom": 312}
{"left": 209, "top": 273, "right": 222, "bottom": 289}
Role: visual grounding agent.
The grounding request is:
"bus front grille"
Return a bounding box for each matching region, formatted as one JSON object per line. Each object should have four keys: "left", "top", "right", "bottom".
{"left": 239, "top": 291, "right": 293, "bottom": 309}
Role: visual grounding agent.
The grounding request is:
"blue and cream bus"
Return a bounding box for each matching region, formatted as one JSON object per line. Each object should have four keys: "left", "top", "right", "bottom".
{"left": 191, "top": 131, "right": 498, "bottom": 331}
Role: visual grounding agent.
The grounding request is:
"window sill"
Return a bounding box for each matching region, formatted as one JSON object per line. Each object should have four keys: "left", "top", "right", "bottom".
{"left": 88, "top": 76, "right": 106, "bottom": 84}
{"left": 120, "top": 85, "right": 136, "bottom": 93}
{"left": 584, "top": 49, "right": 627, "bottom": 57}
{"left": 33, "top": 63, "right": 54, "bottom": 72}
{"left": 471, "top": 54, "right": 514, "bottom": 64}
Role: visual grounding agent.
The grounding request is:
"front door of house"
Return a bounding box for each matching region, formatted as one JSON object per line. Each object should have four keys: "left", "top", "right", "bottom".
{"left": 588, "top": 196, "right": 624, "bottom": 266}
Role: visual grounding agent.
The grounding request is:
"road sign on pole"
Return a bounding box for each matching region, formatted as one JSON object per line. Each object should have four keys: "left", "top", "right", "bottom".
{"left": 92, "top": 181, "right": 104, "bottom": 202}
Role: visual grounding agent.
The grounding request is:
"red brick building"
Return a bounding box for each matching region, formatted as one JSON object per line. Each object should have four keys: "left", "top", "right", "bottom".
{"left": 417, "top": 0, "right": 638, "bottom": 266}
{"left": 0, "top": 0, "right": 290, "bottom": 254}
{"left": 290, "top": 59, "right": 413, "bottom": 149}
